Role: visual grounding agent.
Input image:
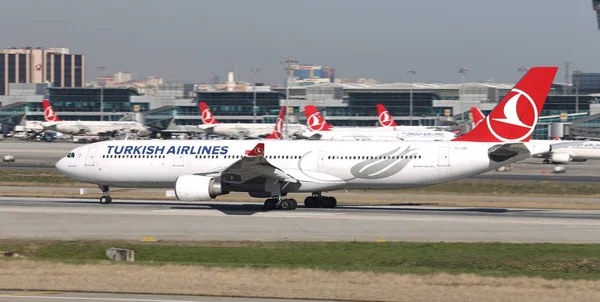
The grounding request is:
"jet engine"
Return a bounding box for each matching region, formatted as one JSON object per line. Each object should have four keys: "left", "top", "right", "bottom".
{"left": 174, "top": 175, "right": 226, "bottom": 201}
{"left": 550, "top": 153, "right": 571, "bottom": 164}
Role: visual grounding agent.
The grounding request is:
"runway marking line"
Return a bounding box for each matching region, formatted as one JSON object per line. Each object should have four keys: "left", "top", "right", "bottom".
{"left": 0, "top": 292, "right": 60, "bottom": 296}
{"left": 0, "top": 294, "right": 214, "bottom": 301}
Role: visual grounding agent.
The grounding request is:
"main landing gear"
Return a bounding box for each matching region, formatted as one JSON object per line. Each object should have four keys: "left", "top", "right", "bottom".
{"left": 99, "top": 185, "right": 112, "bottom": 204}
{"left": 304, "top": 193, "right": 337, "bottom": 208}
{"left": 264, "top": 197, "right": 298, "bottom": 211}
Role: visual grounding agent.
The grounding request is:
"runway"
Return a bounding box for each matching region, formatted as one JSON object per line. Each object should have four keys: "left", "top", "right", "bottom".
{"left": 1, "top": 197, "right": 600, "bottom": 243}
{"left": 0, "top": 291, "right": 329, "bottom": 302}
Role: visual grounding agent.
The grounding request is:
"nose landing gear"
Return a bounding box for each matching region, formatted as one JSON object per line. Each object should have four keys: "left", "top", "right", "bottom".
{"left": 99, "top": 185, "right": 112, "bottom": 204}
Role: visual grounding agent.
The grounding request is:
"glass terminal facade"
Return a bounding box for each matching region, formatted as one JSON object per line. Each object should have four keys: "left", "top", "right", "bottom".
{"left": 26, "top": 87, "right": 145, "bottom": 121}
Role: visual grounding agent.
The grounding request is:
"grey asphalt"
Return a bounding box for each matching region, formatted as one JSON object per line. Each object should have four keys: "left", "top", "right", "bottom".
{"left": 0, "top": 291, "right": 333, "bottom": 302}
{"left": 1, "top": 197, "right": 599, "bottom": 243}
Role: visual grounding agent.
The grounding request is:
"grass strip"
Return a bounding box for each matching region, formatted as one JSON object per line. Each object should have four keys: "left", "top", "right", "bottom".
{"left": 2, "top": 240, "right": 600, "bottom": 280}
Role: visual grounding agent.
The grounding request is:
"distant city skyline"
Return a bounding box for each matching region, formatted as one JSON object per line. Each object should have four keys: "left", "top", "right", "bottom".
{"left": 0, "top": 0, "right": 598, "bottom": 85}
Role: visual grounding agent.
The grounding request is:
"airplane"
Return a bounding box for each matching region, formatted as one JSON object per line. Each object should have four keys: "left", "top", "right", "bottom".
{"left": 55, "top": 67, "right": 557, "bottom": 210}
{"left": 302, "top": 105, "right": 457, "bottom": 141}
{"left": 376, "top": 104, "right": 442, "bottom": 129}
{"left": 197, "top": 102, "right": 307, "bottom": 139}
{"left": 470, "top": 106, "right": 600, "bottom": 165}
{"left": 41, "top": 100, "right": 150, "bottom": 137}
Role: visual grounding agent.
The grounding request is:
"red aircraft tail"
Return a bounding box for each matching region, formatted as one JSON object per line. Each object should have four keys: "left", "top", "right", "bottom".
{"left": 453, "top": 67, "right": 558, "bottom": 143}
{"left": 266, "top": 106, "right": 286, "bottom": 139}
{"left": 304, "top": 105, "right": 333, "bottom": 131}
{"left": 199, "top": 102, "right": 219, "bottom": 124}
{"left": 42, "top": 99, "right": 61, "bottom": 122}
{"left": 376, "top": 104, "right": 398, "bottom": 127}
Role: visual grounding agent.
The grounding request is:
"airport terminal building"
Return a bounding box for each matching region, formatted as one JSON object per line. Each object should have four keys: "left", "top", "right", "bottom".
{"left": 1, "top": 76, "right": 600, "bottom": 139}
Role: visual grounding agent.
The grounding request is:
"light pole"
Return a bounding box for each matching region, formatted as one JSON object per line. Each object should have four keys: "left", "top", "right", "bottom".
{"left": 281, "top": 59, "right": 298, "bottom": 140}
{"left": 406, "top": 69, "right": 416, "bottom": 125}
{"left": 458, "top": 67, "right": 469, "bottom": 121}
{"left": 250, "top": 68, "right": 259, "bottom": 123}
{"left": 574, "top": 69, "right": 583, "bottom": 114}
{"left": 97, "top": 65, "right": 106, "bottom": 121}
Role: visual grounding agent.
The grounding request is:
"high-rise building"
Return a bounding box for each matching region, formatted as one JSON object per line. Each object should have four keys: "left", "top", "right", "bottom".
{"left": 288, "top": 64, "right": 335, "bottom": 83}
{"left": 114, "top": 71, "right": 133, "bottom": 83}
{"left": 0, "top": 47, "right": 85, "bottom": 95}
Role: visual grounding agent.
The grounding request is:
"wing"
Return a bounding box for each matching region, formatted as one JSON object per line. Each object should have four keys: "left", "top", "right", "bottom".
{"left": 220, "top": 143, "right": 298, "bottom": 184}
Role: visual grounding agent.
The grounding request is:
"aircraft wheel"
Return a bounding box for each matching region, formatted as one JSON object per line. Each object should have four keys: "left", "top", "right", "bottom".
{"left": 100, "top": 196, "right": 112, "bottom": 204}
{"left": 288, "top": 198, "right": 297, "bottom": 210}
{"left": 304, "top": 196, "right": 319, "bottom": 208}
{"left": 543, "top": 159, "right": 550, "bottom": 164}
{"left": 322, "top": 197, "right": 337, "bottom": 208}
{"left": 279, "top": 199, "right": 294, "bottom": 211}
{"left": 264, "top": 198, "right": 277, "bottom": 210}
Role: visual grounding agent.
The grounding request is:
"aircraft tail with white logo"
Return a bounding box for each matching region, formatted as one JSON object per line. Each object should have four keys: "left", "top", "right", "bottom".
{"left": 266, "top": 106, "right": 286, "bottom": 139}
{"left": 42, "top": 99, "right": 61, "bottom": 122}
{"left": 376, "top": 104, "right": 398, "bottom": 127}
{"left": 470, "top": 107, "right": 485, "bottom": 127}
{"left": 304, "top": 105, "right": 334, "bottom": 131}
{"left": 453, "top": 67, "right": 558, "bottom": 143}
{"left": 199, "top": 102, "right": 220, "bottom": 125}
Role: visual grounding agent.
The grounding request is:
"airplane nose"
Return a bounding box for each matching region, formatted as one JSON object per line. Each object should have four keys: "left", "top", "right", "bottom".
{"left": 55, "top": 158, "right": 67, "bottom": 174}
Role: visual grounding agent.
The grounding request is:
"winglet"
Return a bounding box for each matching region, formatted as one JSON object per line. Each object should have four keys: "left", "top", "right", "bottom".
{"left": 376, "top": 104, "right": 398, "bottom": 127}
{"left": 304, "top": 105, "right": 333, "bottom": 131}
{"left": 453, "top": 67, "right": 558, "bottom": 143}
{"left": 470, "top": 107, "right": 485, "bottom": 127}
{"left": 245, "top": 143, "right": 265, "bottom": 157}
{"left": 199, "top": 102, "right": 219, "bottom": 124}
{"left": 42, "top": 99, "right": 61, "bottom": 122}
{"left": 266, "top": 107, "right": 286, "bottom": 139}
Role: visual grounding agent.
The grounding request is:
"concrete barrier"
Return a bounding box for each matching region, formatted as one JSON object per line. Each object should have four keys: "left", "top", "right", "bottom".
{"left": 106, "top": 248, "right": 135, "bottom": 262}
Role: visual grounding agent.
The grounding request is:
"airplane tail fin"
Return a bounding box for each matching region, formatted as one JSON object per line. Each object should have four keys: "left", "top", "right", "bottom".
{"left": 376, "top": 104, "right": 399, "bottom": 127}
{"left": 266, "top": 106, "right": 286, "bottom": 139}
{"left": 452, "top": 67, "right": 558, "bottom": 143}
{"left": 304, "top": 105, "right": 333, "bottom": 131}
{"left": 42, "top": 99, "right": 61, "bottom": 122}
{"left": 199, "top": 102, "right": 219, "bottom": 124}
{"left": 470, "top": 107, "right": 485, "bottom": 127}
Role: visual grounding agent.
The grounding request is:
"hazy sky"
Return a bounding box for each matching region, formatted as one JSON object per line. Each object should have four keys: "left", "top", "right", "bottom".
{"left": 1, "top": 0, "right": 597, "bottom": 84}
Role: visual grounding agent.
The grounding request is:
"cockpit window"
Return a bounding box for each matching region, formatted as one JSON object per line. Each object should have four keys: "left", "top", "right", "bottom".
{"left": 66, "top": 152, "right": 75, "bottom": 158}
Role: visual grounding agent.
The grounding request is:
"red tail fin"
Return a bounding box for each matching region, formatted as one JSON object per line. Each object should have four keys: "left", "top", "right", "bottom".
{"left": 266, "top": 106, "right": 286, "bottom": 139}
{"left": 453, "top": 67, "right": 558, "bottom": 143}
{"left": 245, "top": 143, "right": 265, "bottom": 157}
{"left": 199, "top": 102, "right": 219, "bottom": 124}
{"left": 376, "top": 104, "right": 398, "bottom": 127}
{"left": 42, "top": 99, "right": 61, "bottom": 122}
{"left": 304, "top": 105, "right": 333, "bottom": 131}
{"left": 470, "top": 107, "right": 485, "bottom": 127}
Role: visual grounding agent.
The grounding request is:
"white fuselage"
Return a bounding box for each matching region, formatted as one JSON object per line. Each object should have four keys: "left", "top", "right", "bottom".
{"left": 303, "top": 128, "right": 457, "bottom": 141}
{"left": 540, "top": 140, "right": 600, "bottom": 161}
{"left": 42, "top": 121, "right": 149, "bottom": 136}
{"left": 199, "top": 123, "right": 307, "bottom": 139}
{"left": 56, "top": 140, "right": 532, "bottom": 195}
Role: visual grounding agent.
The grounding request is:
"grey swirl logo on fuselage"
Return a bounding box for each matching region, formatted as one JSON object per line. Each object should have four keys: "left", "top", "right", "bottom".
{"left": 350, "top": 146, "right": 416, "bottom": 179}
{"left": 296, "top": 146, "right": 417, "bottom": 182}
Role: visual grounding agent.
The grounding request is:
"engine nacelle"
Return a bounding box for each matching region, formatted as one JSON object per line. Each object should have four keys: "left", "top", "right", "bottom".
{"left": 174, "top": 175, "right": 225, "bottom": 201}
{"left": 551, "top": 153, "right": 571, "bottom": 164}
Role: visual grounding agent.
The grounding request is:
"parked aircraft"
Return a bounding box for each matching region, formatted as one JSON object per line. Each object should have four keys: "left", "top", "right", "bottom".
{"left": 55, "top": 67, "right": 557, "bottom": 210}
{"left": 41, "top": 100, "right": 149, "bottom": 137}
{"left": 302, "top": 105, "right": 457, "bottom": 141}
{"left": 197, "top": 102, "right": 307, "bottom": 139}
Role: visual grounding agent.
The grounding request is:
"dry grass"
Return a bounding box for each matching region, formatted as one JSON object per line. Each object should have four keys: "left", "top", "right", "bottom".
{"left": 0, "top": 260, "right": 599, "bottom": 302}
